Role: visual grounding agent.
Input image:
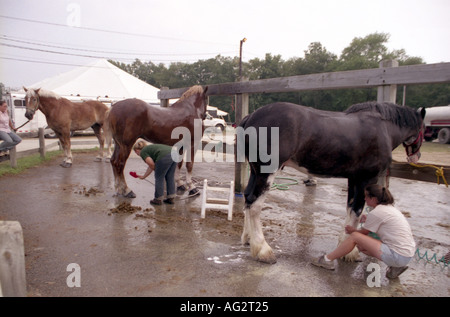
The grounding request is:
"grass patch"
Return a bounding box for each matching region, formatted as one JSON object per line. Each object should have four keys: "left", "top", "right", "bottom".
{"left": 0, "top": 150, "right": 63, "bottom": 177}
{"left": 0, "top": 148, "right": 99, "bottom": 177}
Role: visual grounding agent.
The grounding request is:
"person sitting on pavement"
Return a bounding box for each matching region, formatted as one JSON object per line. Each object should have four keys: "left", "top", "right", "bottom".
{"left": 311, "top": 184, "right": 416, "bottom": 279}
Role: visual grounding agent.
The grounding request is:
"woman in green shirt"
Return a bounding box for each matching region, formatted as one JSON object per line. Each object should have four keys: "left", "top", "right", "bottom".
{"left": 133, "top": 140, "right": 177, "bottom": 205}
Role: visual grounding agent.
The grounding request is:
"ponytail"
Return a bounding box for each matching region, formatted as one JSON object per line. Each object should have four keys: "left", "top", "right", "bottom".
{"left": 365, "top": 184, "right": 394, "bottom": 205}
{"left": 133, "top": 140, "right": 147, "bottom": 151}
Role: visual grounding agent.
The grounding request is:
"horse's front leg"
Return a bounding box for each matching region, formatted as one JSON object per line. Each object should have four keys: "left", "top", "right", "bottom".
{"left": 58, "top": 132, "right": 72, "bottom": 168}
{"left": 339, "top": 207, "right": 361, "bottom": 262}
{"left": 175, "top": 161, "right": 186, "bottom": 192}
{"left": 185, "top": 160, "right": 200, "bottom": 196}
{"left": 340, "top": 177, "right": 375, "bottom": 261}
{"left": 244, "top": 192, "right": 276, "bottom": 264}
{"left": 243, "top": 173, "right": 277, "bottom": 264}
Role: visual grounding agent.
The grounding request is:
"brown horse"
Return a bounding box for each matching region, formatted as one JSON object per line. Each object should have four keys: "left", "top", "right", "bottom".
{"left": 24, "top": 87, "right": 111, "bottom": 167}
{"left": 105, "top": 85, "right": 208, "bottom": 198}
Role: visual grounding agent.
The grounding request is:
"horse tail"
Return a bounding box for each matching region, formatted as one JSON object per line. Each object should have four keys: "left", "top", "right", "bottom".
{"left": 103, "top": 107, "right": 113, "bottom": 149}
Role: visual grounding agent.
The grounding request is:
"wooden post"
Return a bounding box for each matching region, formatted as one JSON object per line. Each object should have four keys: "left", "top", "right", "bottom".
{"left": 234, "top": 78, "right": 249, "bottom": 193}
{"left": 377, "top": 60, "right": 398, "bottom": 103}
{"left": 160, "top": 87, "right": 170, "bottom": 108}
{"left": 377, "top": 60, "right": 398, "bottom": 188}
{"left": 0, "top": 221, "right": 27, "bottom": 297}
{"left": 9, "top": 147, "right": 17, "bottom": 168}
{"left": 38, "top": 127, "right": 45, "bottom": 158}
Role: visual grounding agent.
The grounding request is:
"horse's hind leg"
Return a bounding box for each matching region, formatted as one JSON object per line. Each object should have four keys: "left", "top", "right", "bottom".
{"left": 92, "top": 123, "right": 104, "bottom": 162}
{"left": 243, "top": 171, "right": 277, "bottom": 264}
{"left": 111, "top": 143, "right": 135, "bottom": 198}
{"left": 175, "top": 161, "right": 186, "bottom": 193}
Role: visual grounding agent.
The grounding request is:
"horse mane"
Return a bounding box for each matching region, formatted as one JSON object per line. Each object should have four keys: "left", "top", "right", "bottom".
{"left": 178, "top": 85, "right": 204, "bottom": 101}
{"left": 26, "top": 88, "right": 62, "bottom": 100}
{"left": 345, "top": 101, "right": 420, "bottom": 128}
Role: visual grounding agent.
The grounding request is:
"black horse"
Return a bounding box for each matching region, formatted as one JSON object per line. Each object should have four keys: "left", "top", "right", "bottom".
{"left": 238, "top": 101, "right": 425, "bottom": 263}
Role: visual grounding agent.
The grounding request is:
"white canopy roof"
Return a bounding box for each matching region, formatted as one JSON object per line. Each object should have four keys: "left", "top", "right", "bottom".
{"left": 27, "top": 59, "right": 160, "bottom": 103}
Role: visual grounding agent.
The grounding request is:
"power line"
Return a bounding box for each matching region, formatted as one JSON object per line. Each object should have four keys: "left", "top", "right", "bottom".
{"left": 0, "top": 56, "right": 100, "bottom": 68}
{"left": 0, "top": 42, "right": 235, "bottom": 63}
{"left": 0, "top": 14, "right": 235, "bottom": 46}
{"left": 1, "top": 35, "right": 236, "bottom": 57}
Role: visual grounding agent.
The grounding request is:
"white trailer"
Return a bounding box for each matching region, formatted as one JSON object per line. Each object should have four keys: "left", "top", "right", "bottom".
{"left": 3, "top": 91, "right": 49, "bottom": 136}
{"left": 423, "top": 105, "right": 450, "bottom": 144}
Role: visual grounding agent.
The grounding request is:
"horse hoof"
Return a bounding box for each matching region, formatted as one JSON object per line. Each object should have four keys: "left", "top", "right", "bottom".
{"left": 177, "top": 185, "right": 187, "bottom": 195}
{"left": 60, "top": 162, "right": 72, "bottom": 168}
{"left": 188, "top": 188, "right": 200, "bottom": 197}
{"left": 251, "top": 243, "right": 277, "bottom": 264}
{"left": 124, "top": 191, "right": 136, "bottom": 198}
{"left": 94, "top": 157, "right": 102, "bottom": 162}
{"left": 303, "top": 179, "right": 317, "bottom": 186}
{"left": 256, "top": 252, "right": 277, "bottom": 264}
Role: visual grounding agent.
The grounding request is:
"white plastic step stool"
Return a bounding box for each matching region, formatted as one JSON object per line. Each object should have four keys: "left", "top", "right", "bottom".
{"left": 201, "top": 179, "right": 234, "bottom": 221}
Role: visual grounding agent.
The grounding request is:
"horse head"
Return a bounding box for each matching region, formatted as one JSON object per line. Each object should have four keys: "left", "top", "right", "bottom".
{"left": 403, "top": 107, "right": 426, "bottom": 164}
{"left": 199, "top": 86, "right": 209, "bottom": 119}
{"left": 178, "top": 85, "right": 209, "bottom": 120}
{"left": 23, "top": 87, "right": 41, "bottom": 120}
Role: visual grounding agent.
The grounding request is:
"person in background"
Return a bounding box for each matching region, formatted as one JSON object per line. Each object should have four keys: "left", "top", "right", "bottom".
{"left": 133, "top": 140, "right": 177, "bottom": 205}
{"left": 0, "top": 100, "right": 22, "bottom": 156}
{"left": 312, "top": 184, "right": 416, "bottom": 279}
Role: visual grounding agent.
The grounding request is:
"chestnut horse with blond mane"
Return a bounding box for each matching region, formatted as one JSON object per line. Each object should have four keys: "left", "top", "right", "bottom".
{"left": 105, "top": 85, "right": 208, "bottom": 198}
{"left": 24, "top": 87, "right": 111, "bottom": 167}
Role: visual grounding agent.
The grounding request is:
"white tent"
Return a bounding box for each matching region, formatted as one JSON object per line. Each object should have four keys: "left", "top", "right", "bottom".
{"left": 27, "top": 59, "right": 160, "bottom": 103}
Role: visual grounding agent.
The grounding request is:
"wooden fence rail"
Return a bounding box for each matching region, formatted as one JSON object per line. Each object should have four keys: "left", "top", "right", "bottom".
{"left": 158, "top": 62, "right": 450, "bottom": 99}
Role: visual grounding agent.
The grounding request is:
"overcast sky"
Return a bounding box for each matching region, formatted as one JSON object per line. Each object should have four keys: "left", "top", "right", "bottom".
{"left": 1, "top": 0, "right": 449, "bottom": 88}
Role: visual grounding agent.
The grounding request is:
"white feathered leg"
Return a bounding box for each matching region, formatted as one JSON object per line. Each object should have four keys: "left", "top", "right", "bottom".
{"left": 243, "top": 174, "right": 277, "bottom": 264}
{"left": 339, "top": 207, "right": 361, "bottom": 261}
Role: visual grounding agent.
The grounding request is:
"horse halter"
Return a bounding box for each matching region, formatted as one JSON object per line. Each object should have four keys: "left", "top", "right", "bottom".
{"left": 26, "top": 91, "right": 41, "bottom": 115}
{"left": 403, "top": 127, "right": 424, "bottom": 158}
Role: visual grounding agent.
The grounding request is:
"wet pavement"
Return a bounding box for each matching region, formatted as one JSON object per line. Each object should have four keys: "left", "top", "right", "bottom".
{"left": 0, "top": 147, "right": 449, "bottom": 297}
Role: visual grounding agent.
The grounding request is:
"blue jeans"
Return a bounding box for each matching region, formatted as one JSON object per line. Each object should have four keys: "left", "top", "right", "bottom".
{"left": 0, "top": 131, "right": 22, "bottom": 151}
{"left": 154, "top": 153, "right": 177, "bottom": 200}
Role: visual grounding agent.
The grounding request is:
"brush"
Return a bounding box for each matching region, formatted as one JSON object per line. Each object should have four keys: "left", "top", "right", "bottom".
{"left": 129, "top": 171, "right": 154, "bottom": 185}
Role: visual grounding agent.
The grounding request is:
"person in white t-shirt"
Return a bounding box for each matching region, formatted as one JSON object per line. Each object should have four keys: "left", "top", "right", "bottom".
{"left": 312, "top": 184, "right": 415, "bottom": 279}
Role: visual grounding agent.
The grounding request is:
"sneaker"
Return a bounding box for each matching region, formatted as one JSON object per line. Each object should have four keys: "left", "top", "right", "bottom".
{"left": 386, "top": 266, "right": 408, "bottom": 279}
{"left": 163, "top": 198, "right": 174, "bottom": 204}
{"left": 150, "top": 198, "right": 162, "bottom": 205}
{"left": 311, "top": 255, "right": 336, "bottom": 270}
